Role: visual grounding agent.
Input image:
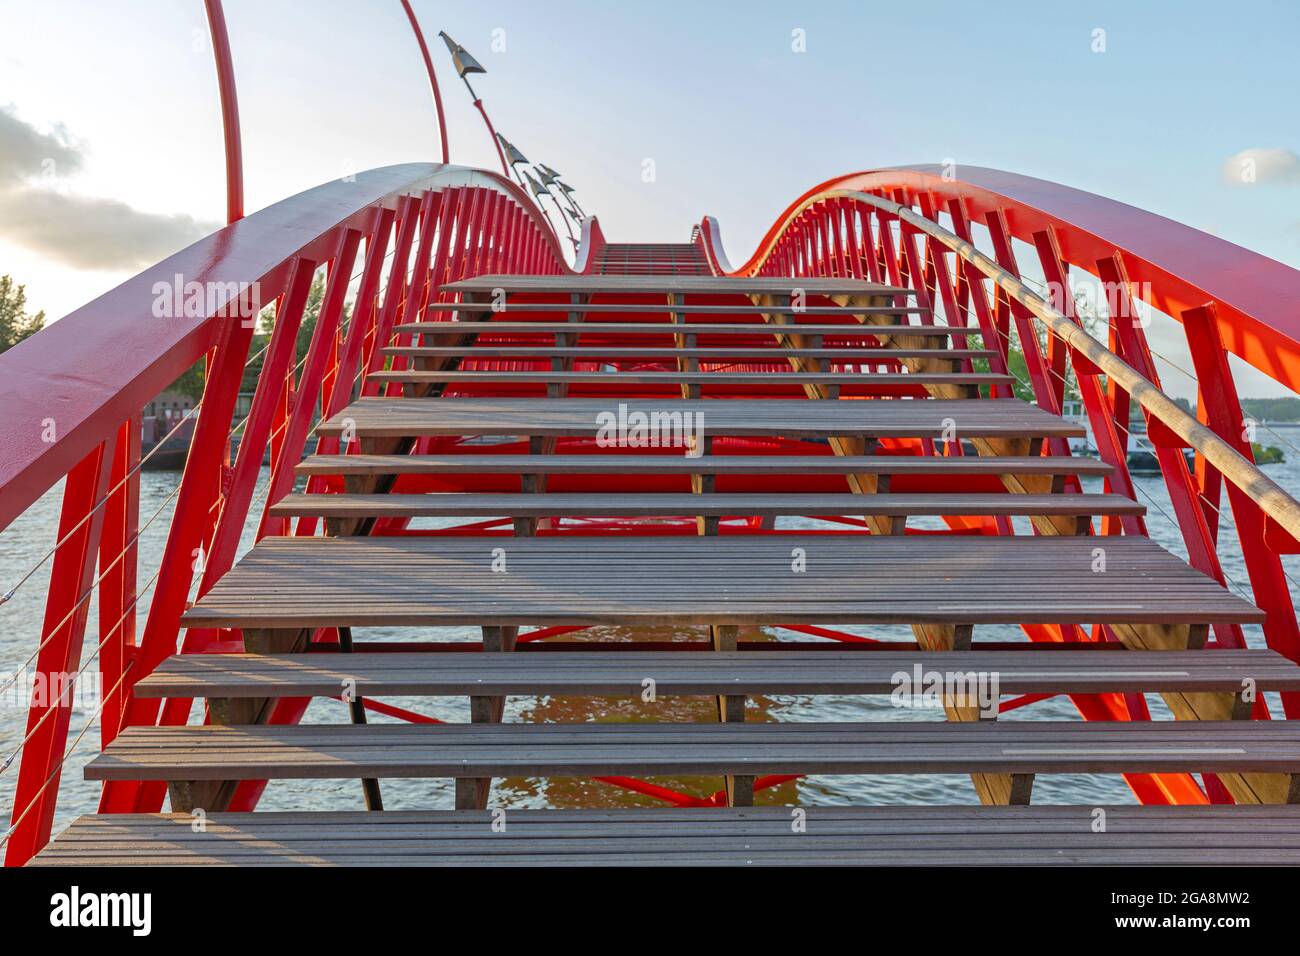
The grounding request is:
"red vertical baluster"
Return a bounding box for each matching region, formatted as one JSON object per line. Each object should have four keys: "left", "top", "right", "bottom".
{"left": 1183, "top": 302, "right": 1300, "bottom": 691}
{"left": 6, "top": 437, "right": 116, "bottom": 864}
{"left": 260, "top": 229, "right": 362, "bottom": 535}
{"left": 97, "top": 417, "right": 140, "bottom": 752}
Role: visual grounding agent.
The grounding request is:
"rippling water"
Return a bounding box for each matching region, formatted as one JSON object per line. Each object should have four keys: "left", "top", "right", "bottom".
{"left": 5, "top": 433, "right": 1300, "bottom": 832}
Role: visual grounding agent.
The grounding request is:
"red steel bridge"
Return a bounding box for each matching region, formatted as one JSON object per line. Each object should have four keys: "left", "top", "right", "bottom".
{"left": 5, "top": 4, "right": 1300, "bottom": 866}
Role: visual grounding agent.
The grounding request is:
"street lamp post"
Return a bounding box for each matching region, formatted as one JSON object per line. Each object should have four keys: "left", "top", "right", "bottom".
{"left": 536, "top": 164, "right": 585, "bottom": 224}
{"left": 434, "top": 31, "right": 590, "bottom": 253}
{"left": 555, "top": 180, "right": 587, "bottom": 218}
{"left": 436, "top": 31, "right": 512, "bottom": 180}
{"left": 523, "top": 168, "right": 577, "bottom": 248}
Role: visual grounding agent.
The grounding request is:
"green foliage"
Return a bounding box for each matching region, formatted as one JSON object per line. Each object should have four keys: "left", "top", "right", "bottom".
{"left": 167, "top": 361, "right": 206, "bottom": 401}
{"left": 1252, "top": 442, "right": 1286, "bottom": 464}
{"left": 1005, "top": 349, "right": 1037, "bottom": 402}
{"left": 0, "top": 275, "right": 46, "bottom": 352}
{"left": 167, "top": 273, "right": 347, "bottom": 402}
{"left": 1241, "top": 397, "right": 1300, "bottom": 422}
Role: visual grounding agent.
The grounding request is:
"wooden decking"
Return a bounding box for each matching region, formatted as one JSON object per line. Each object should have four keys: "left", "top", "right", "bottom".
{"left": 381, "top": 346, "right": 996, "bottom": 360}
{"left": 267, "top": 491, "right": 1144, "bottom": 524}
{"left": 294, "top": 453, "right": 1116, "bottom": 478}
{"left": 441, "top": 274, "right": 909, "bottom": 295}
{"left": 365, "top": 369, "right": 1014, "bottom": 390}
{"left": 313, "top": 397, "right": 1084, "bottom": 440}
{"left": 36, "top": 269, "right": 1300, "bottom": 867}
{"left": 137, "top": 649, "right": 1300, "bottom": 700}
{"left": 37, "top": 806, "right": 1300, "bottom": 866}
{"left": 84, "top": 721, "right": 1300, "bottom": 784}
{"left": 396, "top": 319, "right": 951, "bottom": 336}
{"left": 179, "top": 535, "right": 1258, "bottom": 628}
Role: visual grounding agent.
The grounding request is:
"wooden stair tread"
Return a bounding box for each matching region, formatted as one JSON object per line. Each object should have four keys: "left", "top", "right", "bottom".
{"left": 294, "top": 453, "right": 1115, "bottom": 477}
{"left": 315, "top": 397, "right": 1085, "bottom": 440}
{"left": 381, "top": 346, "right": 995, "bottom": 360}
{"left": 267, "top": 491, "right": 1144, "bottom": 518}
{"left": 179, "top": 534, "right": 1263, "bottom": 629}
{"left": 406, "top": 302, "right": 931, "bottom": 316}
{"left": 443, "top": 275, "right": 910, "bottom": 296}
{"left": 395, "top": 321, "right": 955, "bottom": 337}
{"left": 33, "top": 806, "right": 1300, "bottom": 866}
{"left": 83, "top": 720, "right": 1300, "bottom": 781}
{"left": 365, "top": 370, "right": 1011, "bottom": 386}
{"left": 134, "top": 648, "right": 1300, "bottom": 698}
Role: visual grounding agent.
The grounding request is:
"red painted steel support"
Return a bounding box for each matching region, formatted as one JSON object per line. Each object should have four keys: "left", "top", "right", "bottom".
{"left": 1096, "top": 253, "right": 1247, "bottom": 652}
{"left": 203, "top": 0, "right": 243, "bottom": 224}
{"left": 1, "top": 163, "right": 563, "bottom": 843}
{"left": 701, "top": 188, "right": 1239, "bottom": 808}
{"left": 362, "top": 196, "right": 423, "bottom": 389}
{"left": 97, "top": 418, "right": 141, "bottom": 751}
{"left": 5, "top": 438, "right": 116, "bottom": 866}
{"left": 261, "top": 231, "right": 363, "bottom": 535}
{"left": 398, "top": 0, "right": 449, "bottom": 164}
{"left": 101, "top": 293, "right": 263, "bottom": 813}
{"left": 1183, "top": 303, "right": 1300, "bottom": 695}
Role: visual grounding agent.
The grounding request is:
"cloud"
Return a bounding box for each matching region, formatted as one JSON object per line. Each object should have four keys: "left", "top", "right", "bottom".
{"left": 1221, "top": 147, "right": 1300, "bottom": 186}
{"left": 0, "top": 106, "right": 217, "bottom": 270}
{"left": 0, "top": 105, "right": 83, "bottom": 182}
{"left": 0, "top": 189, "right": 215, "bottom": 270}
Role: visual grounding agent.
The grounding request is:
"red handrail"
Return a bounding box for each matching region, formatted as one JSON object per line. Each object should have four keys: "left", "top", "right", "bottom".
{"left": 703, "top": 165, "right": 1300, "bottom": 392}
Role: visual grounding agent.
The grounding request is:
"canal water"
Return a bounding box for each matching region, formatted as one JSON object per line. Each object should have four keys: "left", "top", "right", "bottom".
{"left": 4, "top": 430, "right": 1300, "bottom": 833}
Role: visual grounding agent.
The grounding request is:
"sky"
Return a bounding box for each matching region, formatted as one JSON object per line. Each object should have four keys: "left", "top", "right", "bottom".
{"left": 2, "top": 0, "right": 1298, "bottom": 397}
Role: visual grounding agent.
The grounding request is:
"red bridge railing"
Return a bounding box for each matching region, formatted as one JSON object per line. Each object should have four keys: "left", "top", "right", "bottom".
{"left": 0, "top": 163, "right": 567, "bottom": 865}
{"left": 699, "top": 167, "right": 1300, "bottom": 804}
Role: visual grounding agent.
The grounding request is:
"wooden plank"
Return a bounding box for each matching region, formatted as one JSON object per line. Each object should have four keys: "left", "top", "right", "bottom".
{"left": 406, "top": 303, "right": 933, "bottom": 318}
{"left": 268, "top": 491, "right": 1144, "bottom": 520}
{"left": 34, "top": 806, "right": 1300, "bottom": 866}
{"left": 383, "top": 346, "right": 994, "bottom": 361}
{"left": 442, "top": 275, "right": 910, "bottom": 296}
{"left": 133, "top": 649, "right": 1300, "bottom": 699}
{"left": 179, "top": 534, "right": 1264, "bottom": 629}
{"left": 364, "top": 370, "right": 1014, "bottom": 387}
{"left": 314, "top": 398, "right": 1086, "bottom": 440}
{"left": 82, "top": 720, "right": 1300, "bottom": 782}
{"left": 397, "top": 321, "right": 955, "bottom": 337}
{"left": 295, "top": 453, "right": 1115, "bottom": 478}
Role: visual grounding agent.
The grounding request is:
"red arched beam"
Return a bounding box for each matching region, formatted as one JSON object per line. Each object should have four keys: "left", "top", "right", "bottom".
{"left": 399, "top": 0, "right": 450, "bottom": 164}
{"left": 203, "top": 0, "right": 244, "bottom": 224}
{"left": 708, "top": 165, "right": 1300, "bottom": 393}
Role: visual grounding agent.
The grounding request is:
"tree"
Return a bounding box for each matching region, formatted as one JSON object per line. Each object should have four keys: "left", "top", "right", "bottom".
{"left": 168, "top": 272, "right": 346, "bottom": 401}
{"left": 0, "top": 275, "right": 46, "bottom": 352}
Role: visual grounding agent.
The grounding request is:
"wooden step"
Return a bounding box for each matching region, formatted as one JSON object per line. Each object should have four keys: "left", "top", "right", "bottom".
{"left": 443, "top": 275, "right": 910, "bottom": 297}
{"left": 363, "top": 370, "right": 1013, "bottom": 389}
{"left": 315, "top": 398, "right": 1084, "bottom": 441}
{"left": 380, "top": 346, "right": 994, "bottom": 361}
{"left": 267, "top": 491, "right": 1143, "bottom": 521}
{"left": 180, "top": 534, "right": 1262, "bottom": 629}
{"left": 33, "top": 806, "right": 1300, "bottom": 866}
{"left": 134, "top": 648, "right": 1300, "bottom": 700}
{"left": 406, "top": 302, "right": 931, "bottom": 317}
{"left": 82, "top": 720, "right": 1300, "bottom": 784}
{"left": 395, "top": 321, "right": 955, "bottom": 337}
{"left": 294, "top": 453, "right": 1114, "bottom": 478}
